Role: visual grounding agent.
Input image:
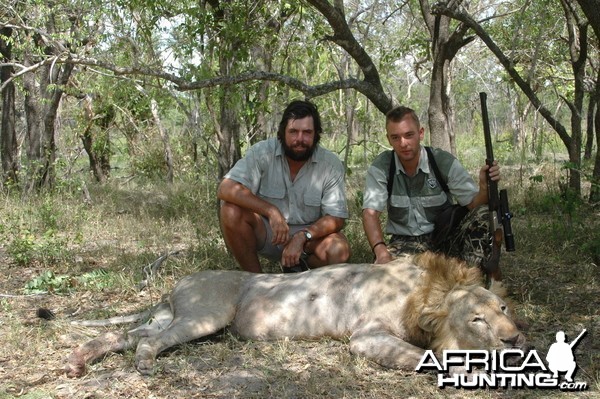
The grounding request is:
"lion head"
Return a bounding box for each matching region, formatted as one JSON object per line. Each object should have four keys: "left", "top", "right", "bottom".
{"left": 402, "top": 252, "right": 526, "bottom": 353}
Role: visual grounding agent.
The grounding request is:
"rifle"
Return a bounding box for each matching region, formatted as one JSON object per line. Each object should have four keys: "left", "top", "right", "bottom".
{"left": 479, "top": 92, "right": 515, "bottom": 281}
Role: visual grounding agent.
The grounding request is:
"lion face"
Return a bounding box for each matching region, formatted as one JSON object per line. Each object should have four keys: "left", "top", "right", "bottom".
{"left": 446, "top": 286, "right": 525, "bottom": 350}
{"left": 419, "top": 285, "right": 526, "bottom": 352}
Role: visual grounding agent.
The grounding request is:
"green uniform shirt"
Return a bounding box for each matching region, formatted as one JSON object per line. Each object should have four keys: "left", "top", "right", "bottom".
{"left": 362, "top": 146, "right": 478, "bottom": 236}
{"left": 225, "top": 138, "right": 349, "bottom": 225}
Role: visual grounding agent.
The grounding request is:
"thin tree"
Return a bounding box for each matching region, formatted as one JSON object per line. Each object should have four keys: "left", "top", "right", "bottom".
{"left": 0, "top": 26, "right": 18, "bottom": 184}
{"left": 433, "top": 1, "right": 588, "bottom": 196}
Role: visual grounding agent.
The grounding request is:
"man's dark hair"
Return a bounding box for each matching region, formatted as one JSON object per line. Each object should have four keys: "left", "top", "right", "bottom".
{"left": 385, "top": 106, "right": 420, "bottom": 127}
{"left": 277, "top": 100, "right": 322, "bottom": 144}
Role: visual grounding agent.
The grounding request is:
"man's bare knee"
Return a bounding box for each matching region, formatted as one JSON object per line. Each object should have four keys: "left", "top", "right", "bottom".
{"left": 311, "top": 234, "right": 350, "bottom": 266}
{"left": 328, "top": 237, "right": 351, "bottom": 263}
{"left": 220, "top": 202, "right": 242, "bottom": 224}
{"left": 221, "top": 202, "right": 258, "bottom": 228}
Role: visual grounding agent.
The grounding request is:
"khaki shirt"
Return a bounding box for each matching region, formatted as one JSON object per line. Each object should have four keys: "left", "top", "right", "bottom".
{"left": 362, "top": 146, "right": 478, "bottom": 236}
{"left": 225, "top": 138, "right": 348, "bottom": 225}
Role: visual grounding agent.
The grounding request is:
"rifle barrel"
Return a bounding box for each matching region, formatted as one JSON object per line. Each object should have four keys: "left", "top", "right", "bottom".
{"left": 480, "top": 92, "right": 499, "bottom": 204}
{"left": 480, "top": 92, "right": 494, "bottom": 165}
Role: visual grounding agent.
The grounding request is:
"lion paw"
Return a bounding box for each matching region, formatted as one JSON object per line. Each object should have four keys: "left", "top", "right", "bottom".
{"left": 135, "top": 346, "right": 157, "bottom": 375}
{"left": 135, "top": 357, "right": 155, "bottom": 375}
{"left": 65, "top": 351, "right": 86, "bottom": 378}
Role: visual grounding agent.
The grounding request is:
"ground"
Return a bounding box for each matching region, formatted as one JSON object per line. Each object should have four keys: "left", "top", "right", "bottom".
{"left": 0, "top": 202, "right": 598, "bottom": 398}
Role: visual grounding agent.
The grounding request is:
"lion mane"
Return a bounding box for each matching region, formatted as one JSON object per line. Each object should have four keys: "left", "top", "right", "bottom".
{"left": 402, "top": 252, "right": 486, "bottom": 351}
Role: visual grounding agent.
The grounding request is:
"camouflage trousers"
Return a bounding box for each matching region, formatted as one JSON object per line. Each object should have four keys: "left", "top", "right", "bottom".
{"left": 387, "top": 205, "right": 490, "bottom": 269}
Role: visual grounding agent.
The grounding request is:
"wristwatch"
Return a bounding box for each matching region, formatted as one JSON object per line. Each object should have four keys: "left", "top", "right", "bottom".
{"left": 301, "top": 229, "right": 312, "bottom": 242}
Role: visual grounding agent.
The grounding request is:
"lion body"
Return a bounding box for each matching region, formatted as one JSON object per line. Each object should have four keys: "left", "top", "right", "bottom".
{"left": 66, "top": 252, "right": 525, "bottom": 377}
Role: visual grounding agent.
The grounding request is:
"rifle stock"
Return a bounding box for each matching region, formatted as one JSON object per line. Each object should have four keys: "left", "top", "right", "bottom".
{"left": 479, "top": 92, "right": 516, "bottom": 281}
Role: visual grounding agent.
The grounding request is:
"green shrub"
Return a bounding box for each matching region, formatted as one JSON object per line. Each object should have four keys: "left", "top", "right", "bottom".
{"left": 25, "top": 270, "right": 74, "bottom": 294}
{"left": 130, "top": 145, "right": 168, "bottom": 179}
{"left": 6, "top": 230, "right": 36, "bottom": 266}
{"left": 24, "top": 269, "right": 116, "bottom": 294}
{"left": 5, "top": 228, "right": 68, "bottom": 267}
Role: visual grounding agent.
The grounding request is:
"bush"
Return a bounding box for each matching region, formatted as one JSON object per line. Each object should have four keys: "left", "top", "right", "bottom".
{"left": 6, "top": 228, "right": 68, "bottom": 267}
{"left": 24, "top": 269, "right": 116, "bottom": 294}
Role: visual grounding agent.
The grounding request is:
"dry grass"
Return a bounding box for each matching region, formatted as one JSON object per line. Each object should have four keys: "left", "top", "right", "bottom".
{"left": 0, "top": 174, "right": 598, "bottom": 398}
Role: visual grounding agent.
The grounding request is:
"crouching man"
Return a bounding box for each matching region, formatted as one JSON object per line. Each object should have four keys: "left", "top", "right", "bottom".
{"left": 218, "top": 100, "right": 350, "bottom": 273}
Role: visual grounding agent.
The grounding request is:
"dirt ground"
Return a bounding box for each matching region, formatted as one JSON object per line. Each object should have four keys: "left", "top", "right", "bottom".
{"left": 0, "top": 242, "right": 598, "bottom": 399}
{"left": 0, "top": 259, "right": 444, "bottom": 399}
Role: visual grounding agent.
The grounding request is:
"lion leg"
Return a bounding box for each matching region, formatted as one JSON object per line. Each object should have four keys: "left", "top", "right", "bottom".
{"left": 349, "top": 323, "right": 425, "bottom": 370}
{"left": 134, "top": 271, "right": 249, "bottom": 375}
{"left": 65, "top": 331, "right": 137, "bottom": 378}
{"left": 135, "top": 309, "right": 235, "bottom": 375}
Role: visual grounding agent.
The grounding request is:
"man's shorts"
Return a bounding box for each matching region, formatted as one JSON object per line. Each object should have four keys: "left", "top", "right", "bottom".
{"left": 257, "top": 217, "right": 310, "bottom": 261}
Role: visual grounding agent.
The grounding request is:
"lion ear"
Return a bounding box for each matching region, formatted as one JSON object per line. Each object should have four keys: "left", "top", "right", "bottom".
{"left": 418, "top": 307, "right": 447, "bottom": 332}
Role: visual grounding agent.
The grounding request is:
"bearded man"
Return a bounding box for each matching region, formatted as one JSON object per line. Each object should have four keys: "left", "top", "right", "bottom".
{"left": 218, "top": 100, "right": 350, "bottom": 273}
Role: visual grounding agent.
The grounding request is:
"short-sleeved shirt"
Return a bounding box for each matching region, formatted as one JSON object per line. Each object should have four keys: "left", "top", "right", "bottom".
{"left": 362, "top": 146, "right": 478, "bottom": 236}
{"left": 225, "top": 138, "right": 348, "bottom": 225}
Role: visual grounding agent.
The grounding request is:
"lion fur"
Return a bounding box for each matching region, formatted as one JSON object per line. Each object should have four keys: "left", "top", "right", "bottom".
{"left": 66, "top": 251, "right": 525, "bottom": 377}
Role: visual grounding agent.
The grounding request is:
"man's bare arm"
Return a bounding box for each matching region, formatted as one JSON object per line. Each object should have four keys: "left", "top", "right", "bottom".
{"left": 282, "top": 214, "right": 347, "bottom": 267}
{"left": 362, "top": 208, "right": 393, "bottom": 264}
{"left": 217, "top": 178, "right": 289, "bottom": 244}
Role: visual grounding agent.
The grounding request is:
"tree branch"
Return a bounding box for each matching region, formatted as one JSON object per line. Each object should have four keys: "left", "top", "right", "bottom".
{"left": 0, "top": 57, "right": 62, "bottom": 91}
{"left": 1, "top": 9, "right": 393, "bottom": 113}
{"left": 304, "top": 0, "right": 392, "bottom": 113}
{"left": 3, "top": 53, "right": 389, "bottom": 110}
{"left": 431, "top": 2, "right": 572, "bottom": 149}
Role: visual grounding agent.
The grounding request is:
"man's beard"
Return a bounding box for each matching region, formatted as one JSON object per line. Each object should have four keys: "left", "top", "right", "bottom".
{"left": 282, "top": 141, "right": 316, "bottom": 161}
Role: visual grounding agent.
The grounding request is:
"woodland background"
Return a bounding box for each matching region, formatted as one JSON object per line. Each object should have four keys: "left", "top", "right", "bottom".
{"left": 0, "top": 1, "right": 599, "bottom": 398}
{"left": 0, "top": 0, "right": 599, "bottom": 197}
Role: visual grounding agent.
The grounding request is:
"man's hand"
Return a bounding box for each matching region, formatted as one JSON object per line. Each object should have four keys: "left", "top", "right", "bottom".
{"left": 468, "top": 161, "right": 501, "bottom": 210}
{"left": 267, "top": 209, "right": 289, "bottom": 245}
{"left": 478, "top": 160, "right": 500, "bottom": 188}
{"left": 218, "top": 178, "right": 290, "bottom": 245}
{"left": 281, "top": 231, "right": 306, "bottom": 267}
{"left": 373, "top": 245, "right": 393, "bottom": 264}
{"left": 362, "top": 208, "right": 393, "bottom": 264}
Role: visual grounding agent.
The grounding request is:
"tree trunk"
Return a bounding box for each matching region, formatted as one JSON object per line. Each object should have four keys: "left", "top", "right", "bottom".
{"left": 151, "top": 99, "right": 174, "bottom": 184}
{"left": 333, "top": 52, "right": 359, "bottom": 168}
{"left": 203, "top": 0, "right": 243, "bottom": 179}
{"left": 591, "top": 106, "right": 600, "bottom": 203}
{"left": 22, "top": 62, "right": 44, "bottom": 191}
{"left": 584, "top": 95, "right": 596, "bottom": 160}
{"left": 428, "top": 55, "right": 453, "bottom": 152}
{"left": 590, "top": 67, "right": 600, "bottom": 203}
{"left": 0, "top": 27, "right": 18, "bottom": 184}
{"left": 21, "top": 37, "right": 74, "bottom": 192}
{"left": 211, "top": 51, "right": 242, "bottom": 179}
{"left": 216, "top": 91, "right": 241, "bottom": 179}
{"left": 80, "top": 123, "right": 107, "bottom": 183}
{"left": 249, "top": 39, "right": 275, "bottom": 144}
{"left": 79, "top": 95, "right": 111, "bottom": 183}
{"left": 561, "top": 0, "right": 586, "bottom": 196}
{"left": 420, "top": 1, "right": 473, "bottom": 154}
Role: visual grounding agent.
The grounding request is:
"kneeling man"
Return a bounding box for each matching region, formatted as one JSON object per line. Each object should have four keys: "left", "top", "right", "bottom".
{"left": 218, "top": 100, "right": 350, "bottom": 273}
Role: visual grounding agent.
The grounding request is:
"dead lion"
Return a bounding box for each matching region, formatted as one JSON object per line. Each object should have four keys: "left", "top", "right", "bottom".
{"left": 65, "top": 252, "right": 526, "bottom": 377}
